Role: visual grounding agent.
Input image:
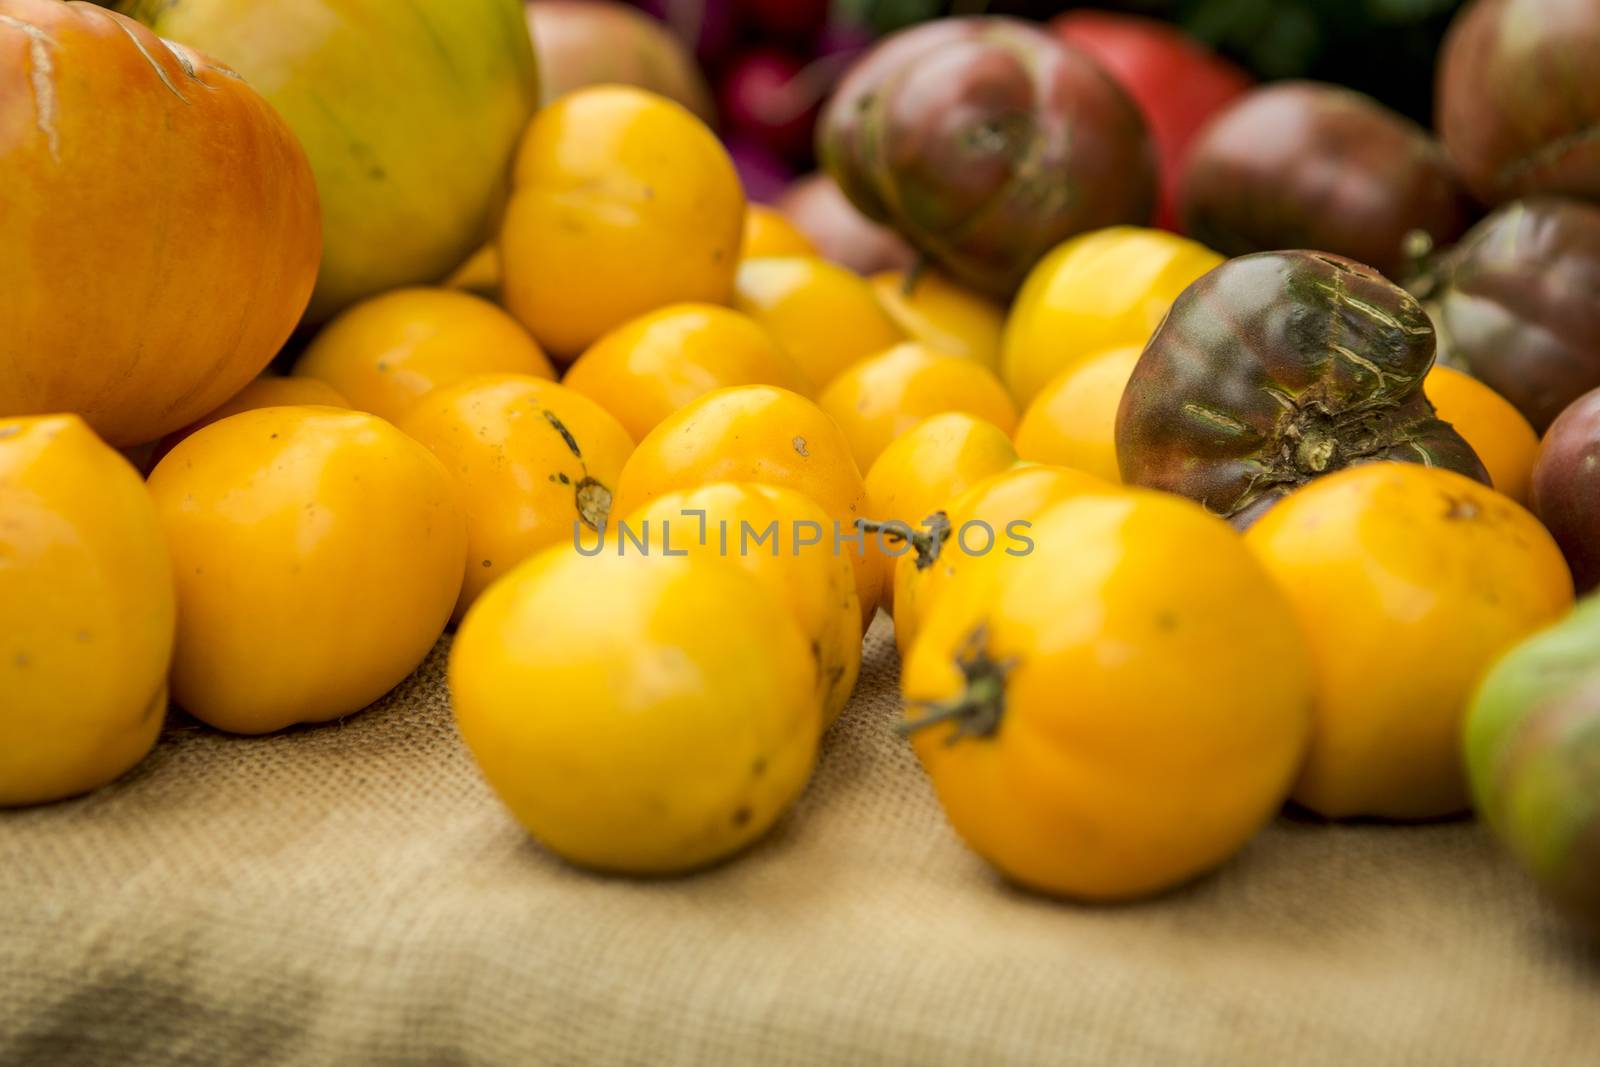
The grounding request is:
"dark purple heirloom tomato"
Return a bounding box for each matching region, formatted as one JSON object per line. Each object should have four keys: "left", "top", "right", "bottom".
{"left": 1425, "top": 197, "right": 1600, "bottom": 433}
{"left": 1531, "top": 388, "right": 1600, "bottom": 593}
{"left": 1181, "top": 82, "right": 1471, "bottom": 280}
{"left": 817, "top": 16, "right": 1156, "bottom": 299}
{"left": 1116, "top": 251, "right": 1488, "bottom": 525}
{"left": 1437, "top": 0, "right": 1600, "bottom": 205}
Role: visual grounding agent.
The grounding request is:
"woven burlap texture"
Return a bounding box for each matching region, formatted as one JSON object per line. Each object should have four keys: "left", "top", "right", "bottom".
{"left": 2, "top": 618, "right": 1597, "bottom": 1065}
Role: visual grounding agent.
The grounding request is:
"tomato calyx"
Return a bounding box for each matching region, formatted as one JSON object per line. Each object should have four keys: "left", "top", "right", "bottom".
{"left": 899, "top": 624, "right": 1013, "bottom": 744}
{"left": 859, "top": 513, "right": 951, "bottom": 570}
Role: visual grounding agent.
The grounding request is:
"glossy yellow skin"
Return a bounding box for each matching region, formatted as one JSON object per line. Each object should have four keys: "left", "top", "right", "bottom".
{"left": 869, "top": 270, "right": 1006, "bottom": 370}
{"left": 148, "top": 407, "right": 467, "bottom": 734}
{"left": 1245, "top": 464, "right": 1573, "bottom": 819}
{"left": 157, "top": 375, "right": 350, "bottom": 461}
{"left": 892, "top": 464, "right": 1107, "bottom": 659}
{"left": 903, "top": 492, "right": 1313, "bottom": 900}
{"left": 863, "top": 413, "right": 1019, "bottom": 615}
{"left": 563, "top": 304, "right": 812, "bottom": 441}
{"left": 293, "top": 287, "right": 553, "bottom": 424}
{"left": 0, "top": 415, "right": 174, "bottom": 807}
{"left": 1013, "top": 345, "right": 1141, "bottom": 483}
{"left": 501, "top": 87, "right": 745, "bottom": 360}
{"left": 1425, "top": 366, "right": 1539, "bottom": 504}
{"left": 450, "top": 547, "right": 820, "bottom": 874}
{"left": 612, "top": 385, "right": 882, "bottom": 625}
{"left": 1001, "top": 228, "right": 1222, "bottom": 406}
{"left": 820, "top": 343, "right": 1018, "bottom": 472}
{"left": 733, "top": 257, "right": 905, "bottom": 387}
{"left": 123, "top": 0, "right": 540, "bottom": 322}
{"left": 625, "top": 483, "right": 862, "bottom": 725}
{"left": 742, "top": 205, "right": 818, "bottom": 259}
{"left": 399, "top": 374, "right": 635, "bottom": 620}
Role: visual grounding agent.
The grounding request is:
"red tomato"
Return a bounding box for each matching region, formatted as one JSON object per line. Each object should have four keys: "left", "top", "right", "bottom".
{"left": 1053, "top": 11, "right": 1252, "bottom": 231}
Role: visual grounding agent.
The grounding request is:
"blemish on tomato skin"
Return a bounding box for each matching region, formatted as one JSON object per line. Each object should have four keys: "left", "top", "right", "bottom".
{"left": 732, "top": 805, "right": 752, "bottom": 827}
{"left": 792, "top": 436, "right": 809, "bottom": 457}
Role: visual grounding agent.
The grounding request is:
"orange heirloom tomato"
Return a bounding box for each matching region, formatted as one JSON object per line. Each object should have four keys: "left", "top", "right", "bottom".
{"left": 501, "top": 86, "right": 745, "bottom": 360}
{"left": 562, "top": 303, "right": 811, "bottom": 441}
{"left": 1013, "top": 345, "right": 1141, "bottom": 483}
{"left": 902, "top": 491, "right": 1313, "bottom": 901}
{"left": 1, "top": 415, "right": 175, "bottom": 807}
{"left": 742, "top": 204, "right": 819, "bottom": 259}
{"left": 0, "top": 1, "right": 320, "bottom": 447}
{"left": 399, "top": 374, "right": 634, "bottom": 620}
{"left": 148, "top": 407, "right": 467, "bottom": 734}
{"left": 733, "top": 257, "right": 905, "bottom": 386}
{"left": 450, "top": 547, "right": 820, "bottom": 874}
{"left": 819, "top": 343, "right": 1018, "bottom": 472}
{"left": 293, "top": 287, "right": 553, "bottom": 424}
{"left": 892, "top": 464, "right": 1107, "bottom": 659}
{"left": 155, "top": 375, "right": 349, "bottom": 462}
{"left": 1425, "top": 365, "right": 1540, "bottom": 504}
{"left": 611, "top": 384, "right": 881, "bottom": 625}
{"left": 869, "top": 269, "right": 1006, "bottom": 370}
{"left": 862, "top": 413, "right": 1019, "bottom": 615}
{"left": 1245, "top": 463, "right": 1573, "bottom": 819}
{"left": 625, "top": 483, "right": 862, "bottom": 725}
{"left": 1001, "top": 227, "right": 1221, "bottom": 407}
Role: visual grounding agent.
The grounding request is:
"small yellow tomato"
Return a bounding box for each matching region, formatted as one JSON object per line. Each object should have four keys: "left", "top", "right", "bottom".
{"left": 733, "top": 257, "right": 905, "bottom": 386}
{"left": 443, "top": 243, "right": 502, "bottom": 302}
{"left": 1013, "top": 345, "right": 1141, "bottom": 483}
{"left": 903, "top": 492, "right": 1313, "bottom": 901}
{"left": 501, "top": 86, "right": 745, "bottom": 360}
{"left": 293, "top": 287, "right": 554, "bottom": 423}
{"left": 891, "top": 464, "right": 1107, "bottom": 659}
{"left": 562, "top": 303, "right": 812, "bottom": 441}
{"left": 399, "top": 374, "right": 635, "bottom": 620}
{"left": 1002, "top": 227, "right": 1221, "bottom": 406}
{"left": 1425, "top": 365, "right": 1540, "bottom": 504}
{"left": 742, "top": 204, "right": 818, "bottom": 259}
{"left": 156, "top": 374, "right": 350, "bottom": 461}
{"left": 148, "top": 407, "right": 467, "bottom": 734}
{"left": 862, "top": 413, "right": 1019, "bottom": 614}
{"left": 625, "top": 483, "right": 862, "bottom": 725}
{"left": 869, "top": 269, "right": 1006, "bottom": 370}
{"left": 819, "top": 343, "right": 1018, "bottom": 472}
{"left": 1245, "top": 463, "right": 1573, "bottom": 819}
{"left": 451, "top": 547, "right": 820, "bottom": 874}
{"left": 612, "top": 384, "right": 881, "bottom": 624}
{"left": 1, "top": 415, "right": 174, "bottom": 807}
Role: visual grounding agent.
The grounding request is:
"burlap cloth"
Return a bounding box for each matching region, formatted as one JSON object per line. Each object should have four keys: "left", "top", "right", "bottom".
{"left": 3, "top": 618, "right": 1597, "bottom": 1065}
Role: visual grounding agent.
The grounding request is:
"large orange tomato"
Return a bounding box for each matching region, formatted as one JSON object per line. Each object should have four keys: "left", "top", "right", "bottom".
{"left": 0, "top": 1, "right": 320, "bottom": 446}
{"left": 1425, "top": 365, "right": 1539, "bottom": 504}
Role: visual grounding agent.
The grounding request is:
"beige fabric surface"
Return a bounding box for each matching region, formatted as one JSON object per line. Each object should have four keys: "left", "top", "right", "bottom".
{"left": 2, "top": 617, "right": 1597, "bottom": 1066}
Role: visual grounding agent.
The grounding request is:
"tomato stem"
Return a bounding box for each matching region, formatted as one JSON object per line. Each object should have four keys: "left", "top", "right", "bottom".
{"left": 899, "top": 625, "right": 1012, "bottom": 743}
{"left": 857, "top": 513, "right": 949, "bottom": 570}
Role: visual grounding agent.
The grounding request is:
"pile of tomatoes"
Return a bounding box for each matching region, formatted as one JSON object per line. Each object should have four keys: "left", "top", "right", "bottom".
{"left": 2, "top": 0, "right": 1599, "bottom": 939}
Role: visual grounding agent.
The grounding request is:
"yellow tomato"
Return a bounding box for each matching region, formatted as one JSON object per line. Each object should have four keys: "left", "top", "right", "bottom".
{"left": 862, "top": 413, "right": 1019, "bottom": 614}
{"left": 1425, "top": 365, "right": 1540, "bottom": 504}
{"left": 1001, "top": 227, "right": 1221, "bottom": 406}
{"left": 892, "top": 464, "right": 1107, "bottom": 659}
{"left": 869, "top": 269, "right": 1006, "bottom": 369}
{"left": 742, "top": 204, "right": 818, "bottom": 259}
{"left": 399, "top": 374, "right": 634, "bottom": 620}
{"left": 819, "top": 343, "right": 1018, "bottom": 472}
{"left": 157, "top": 374, "right": 350, "bottom": 460}
{"left": 733, "top": 257, "right": 905, "bottom": 386}
{"left": 625, "top": 483, "right": 862, "bottom": 725}
{"left": 443, "top": 243, "right": 502, "bottom": 302}
{"left": 148, "top": 407, "right": 467, "bottom": 734}
{"left": 1013, "top": 345, "right": 1141, "bottom": 483}
{"left": 294, "top": 287, "right": 554, "bottom": 423}
{"left": 501, "top": 86, "right": 745, "bottom": 360}
{"left": 451, "top": 547, "right": 820, "bottom": 874}
{"left": 562, "top": 303, "right": 812, "bottom": 441}
{"left": 1245, "top": 464, "right": 1573, "bottom": 819}
{"left": 612, "top": 384, "right": 881, "bottom": 625}
{"left": 903, "top": 491, "right": 1313, "bottom": 901}
{"left": 1, "top": 415, "right": 174, "bottom": 807}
